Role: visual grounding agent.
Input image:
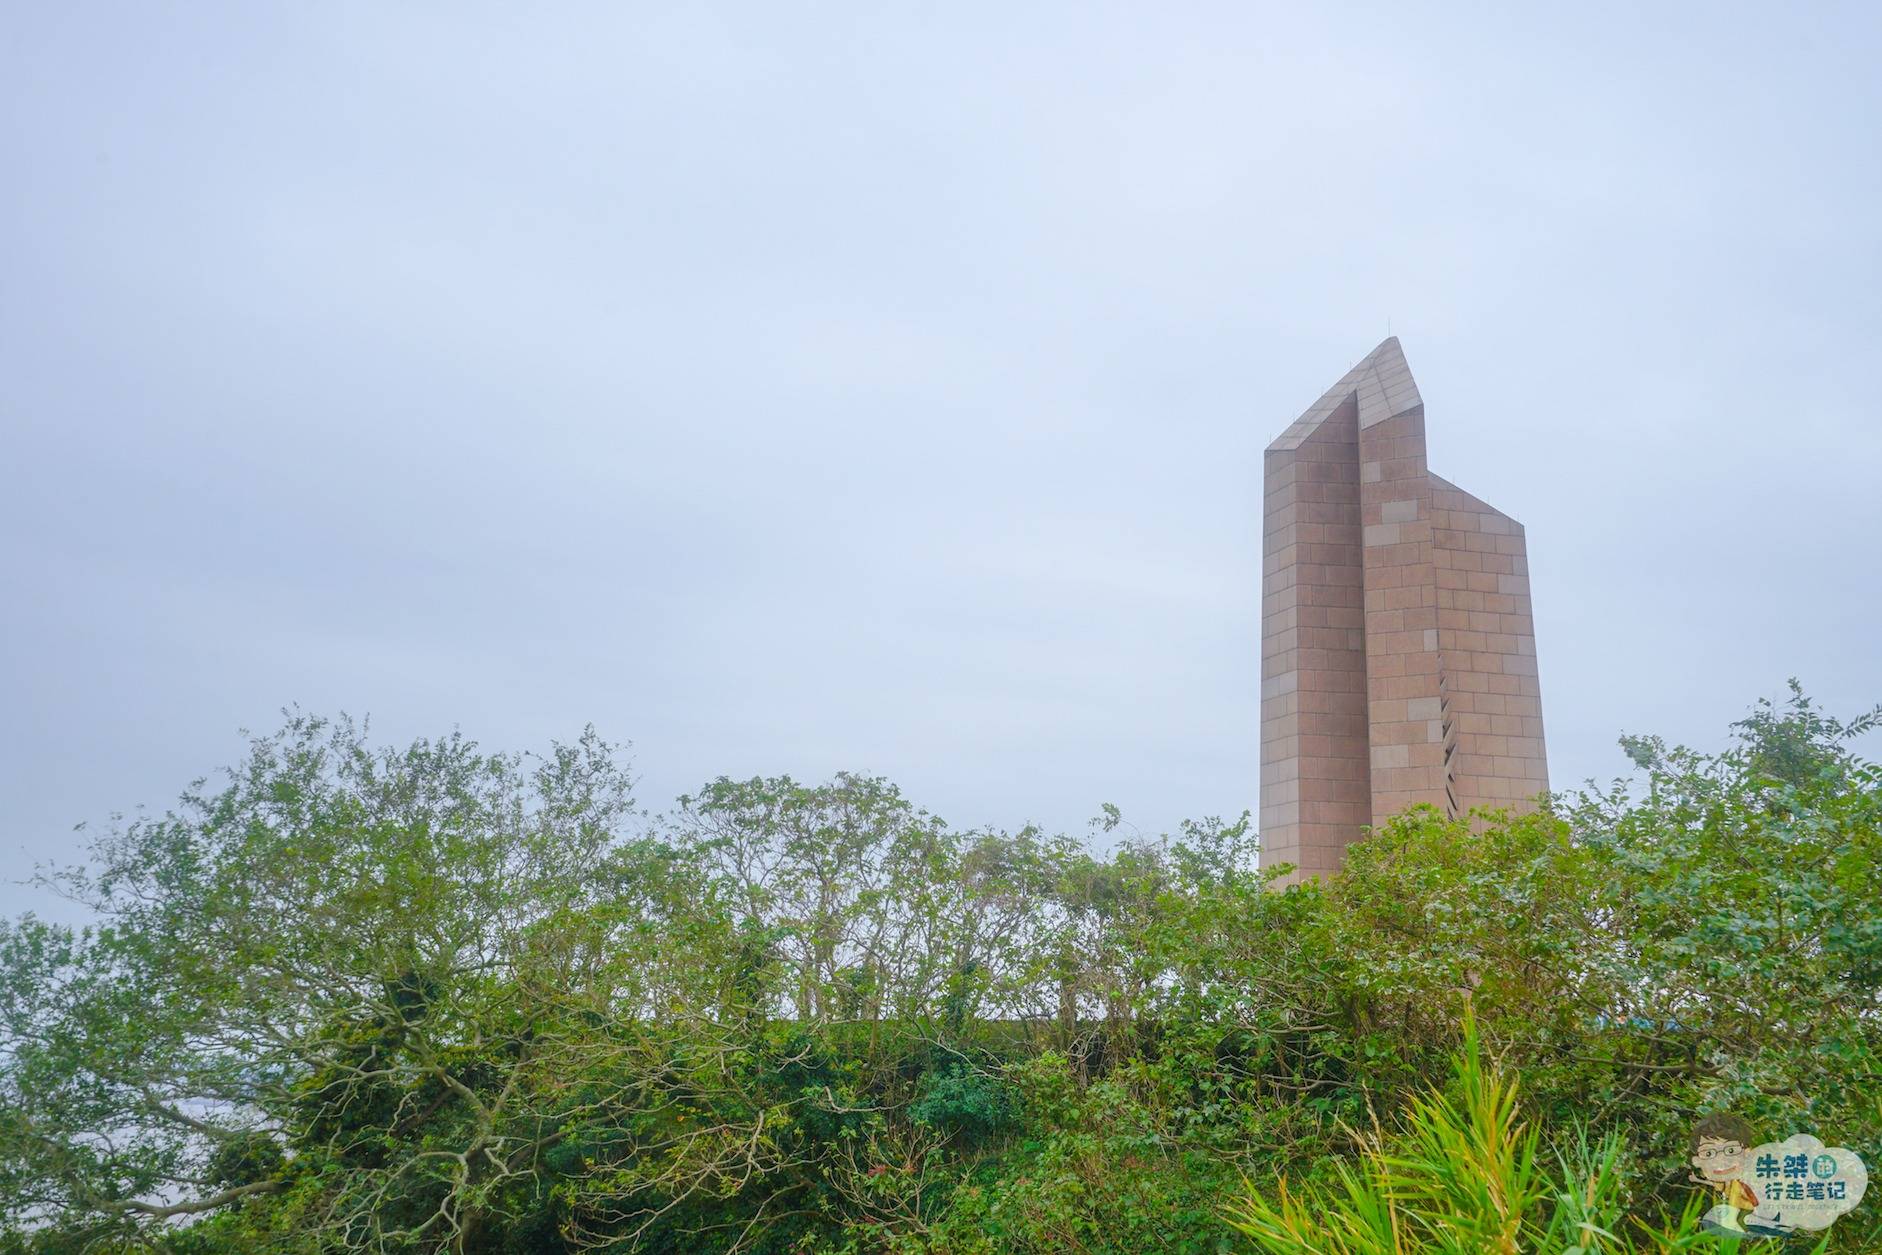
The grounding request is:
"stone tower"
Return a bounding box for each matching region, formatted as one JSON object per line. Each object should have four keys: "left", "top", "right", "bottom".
{"left": 1259, "top": 338, "right": 1548, "bottom": 882}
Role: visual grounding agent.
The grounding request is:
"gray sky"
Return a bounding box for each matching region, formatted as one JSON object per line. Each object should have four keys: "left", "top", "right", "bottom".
{"left": 5, "top": 3, "right": 1880, "bottom": 918}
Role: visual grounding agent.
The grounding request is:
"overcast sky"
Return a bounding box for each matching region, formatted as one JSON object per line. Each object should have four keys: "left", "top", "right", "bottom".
{"left": 4, "top": 3, "right": 1879, "bottom": 918}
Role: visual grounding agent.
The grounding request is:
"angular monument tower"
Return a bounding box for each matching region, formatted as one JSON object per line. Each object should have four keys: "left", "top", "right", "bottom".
{"left": 1260, "top": 338, "right": 1547, "bottom": 882}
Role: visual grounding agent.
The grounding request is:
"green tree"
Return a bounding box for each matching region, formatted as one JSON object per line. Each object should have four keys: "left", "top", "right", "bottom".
{"left": 1, "top": 686, "right": 1875, "bottom": 1252}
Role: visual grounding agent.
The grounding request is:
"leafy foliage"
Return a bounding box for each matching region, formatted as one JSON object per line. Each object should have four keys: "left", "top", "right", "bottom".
{"left": 1227, "top": 1014, "right": 1780, "bottom": 1254}
{"left": 0, "top": 687, "right": 1876, "bottom": 1252}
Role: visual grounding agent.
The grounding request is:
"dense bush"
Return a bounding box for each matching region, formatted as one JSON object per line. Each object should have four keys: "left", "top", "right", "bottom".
{"left": 1226, "top": 1015, "right": 1730, "bottom": 1254}
{"left": 0, "top": 685, "right": 1876, "bottom": 1252}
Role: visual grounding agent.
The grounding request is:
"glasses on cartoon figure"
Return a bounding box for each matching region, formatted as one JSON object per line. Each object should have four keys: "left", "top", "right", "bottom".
{"left": 1695, "top": 1145, "right": 1746, "bottom": 1162}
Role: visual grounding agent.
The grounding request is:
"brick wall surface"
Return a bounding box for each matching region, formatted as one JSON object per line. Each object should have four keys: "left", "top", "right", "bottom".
{"left": 1260, "top": 396, "right": 1371, "bottom": 881}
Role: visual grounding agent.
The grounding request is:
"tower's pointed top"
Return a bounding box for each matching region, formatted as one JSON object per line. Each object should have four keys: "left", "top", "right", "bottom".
{"left": 1268, "top": 336, "right": 1424, "bottom": 452}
